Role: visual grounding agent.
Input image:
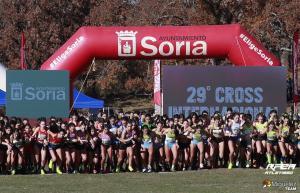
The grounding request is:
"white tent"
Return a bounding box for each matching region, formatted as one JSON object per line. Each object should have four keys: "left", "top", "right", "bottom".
{"left": 0, "top": 63, "right": 6, "bottom": 91}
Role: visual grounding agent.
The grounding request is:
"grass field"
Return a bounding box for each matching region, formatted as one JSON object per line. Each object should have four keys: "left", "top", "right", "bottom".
{"left": 0, "top": 169, "right": 299, "bottom": 193}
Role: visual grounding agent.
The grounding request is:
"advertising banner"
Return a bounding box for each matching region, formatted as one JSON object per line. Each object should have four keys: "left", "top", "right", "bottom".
{"left": 6, "top": 70, "right": 69, "bottom": 118}
{"left": 163, "top": 66, "right": 286, "bottom": 118}
{"left": 154, "top": 60, "right": 162, "bottom": 115}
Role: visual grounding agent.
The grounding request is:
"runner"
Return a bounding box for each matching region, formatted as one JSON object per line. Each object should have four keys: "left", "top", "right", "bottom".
{"left": 88, "top": 126, "right": 100, "bottom": 174}
{"left": 76, "top": 121, "right": 89, "bottom": 173}
{"left": 31, "top": 119, "right": 48, "bottom": 174}
{"left": 293, "top": 121, "right": 300, "bottom": 166}
{"left": 100, "top": 125, "right": 113, "bottom": 173}
{"left": 47, "top": 121, "right": 64, "bottom": 174}
{"left": 10, "top": 128, "right": 25, "bottom": 174}
{"left": 23, "top": 124, "right": 34, "bottom": 173}
{"left": 225, "top": 113, "right": 241, "bottom": 169}
{"left": 253, "top": 113, "right": 268, "bottom": 168}
{"left": 152, "top": 120, "right": 166, "bottom": 172}
{"left": 140, "top": 125, "right": 154, "bottom": 172}
{"left": 189, "top": 124, "right": 206, "bottom": 170}
{"left": 240, "top": 114, "right": 254, "bottom": 168}
{"left": 178, "top": 120, "right": 191, "bottom": 170}
{"left": 65, "top": 123, "right": 78, "bottom": 173}
{"left": 209, "top": 115, "right": 225, "bottom": 168}
{"left": 108, "top": 115, "right": 120, "bottom": 172}
{"left": 0, "top": 121, "right": 5, "bottom": 174}
{"left": 116, "top": 121, "right": 135, "bottom": 172}
{"left": 266, "top": 121, "right": 279, "bottom": 164}
{"left": 278, "top": 114, "right": 290, "bottom": 164}
{"left": 163, "top": 124, "right": 178, "bottom": 172}
{"left": 1, "top": 126, "right": 14, "bottom": 174}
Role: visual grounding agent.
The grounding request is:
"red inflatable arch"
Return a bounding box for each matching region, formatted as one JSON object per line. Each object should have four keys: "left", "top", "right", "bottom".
{"left": 41, "top": 24, "right": 280, "bottom": 80}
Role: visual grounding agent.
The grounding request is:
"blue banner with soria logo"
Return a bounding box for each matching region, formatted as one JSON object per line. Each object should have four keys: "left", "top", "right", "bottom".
{"left": 6, "top": 70, "right": 69, "bottom": 118}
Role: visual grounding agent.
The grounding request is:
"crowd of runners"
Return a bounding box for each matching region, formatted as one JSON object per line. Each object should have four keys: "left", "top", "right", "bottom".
{"left": 0, "top": 108, "right": 299, "bottom": 175}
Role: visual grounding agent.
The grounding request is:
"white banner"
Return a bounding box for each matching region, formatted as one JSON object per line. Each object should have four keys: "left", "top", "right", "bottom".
{"left": 154, "top": 60, "right": 161, "bottom": 115}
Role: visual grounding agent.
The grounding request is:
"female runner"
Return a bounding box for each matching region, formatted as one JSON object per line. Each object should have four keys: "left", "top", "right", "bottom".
{"left": 0, "top": 122, "right": 5, "bottom": 174}
{"left": 76, "top": 122, "right": 89, "bottom": 173}
{"left": 163, "top": 124, "right": 178, "bottom": 172}
{"left": 10, "top": 129, "right": 25, "bottom": 174}
{"left": 100, "top": 125, "right": 113, "bottom": 173}
{"left": 293, "top": 122, "right": 300, "bottom": 166}
{"left": 87, "top": 127, "right": 100, "bottom": 173}
{"left": 1, "top": 126, "right": 14, "bottom": 174}
{"left": 189, "top": 124, "right": 207, "bottom": 170}
{"left": 178, "top": 120, "right": 191, "bottom": 170}
{"left": 278, "top": 115, "right": 290, "bottom": 163}
{"left": 240, "top": 114, "right": 254, "bottom": 168}
{"left": 23, "top": 124, "right": 34, "bottom": 173}
{"left": 140, "top": 125, "right": 154, "bottom": 172}
{"left": 225, "top": 113, "right": 241, "bottom": 169}
{"left": 266, "top": 121, "right": 279, "bottom": 164}
{"left": 47, "top": 121, "right": 64, "bottom": 174}
{"left": 31, "top": 120, "right": 48, "bottom": 174}
{"left": 65, "top": 123, "right": 78, "bottom": 173}
{"left": 253, "top": 113, "right": 268, "bottom": 168}
{"left": 152, "top": 121, "right": 166, "bottom": 171}
{"left": 209, "top": 116, "right": 225, "bottom": 168}
{"left": 117, "top": 121, "right": 135, "bottom": 172}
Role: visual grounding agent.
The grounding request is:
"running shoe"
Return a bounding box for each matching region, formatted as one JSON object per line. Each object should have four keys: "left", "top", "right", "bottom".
{"left": 79, "top": 164, "right": 84, "bottom": 173}
{"left": 147, "top": 166, "right": 152, "bottom": 173}
{"left": 115, "top": 167, "right": 120, "bottom": 173}
{"left": 267, "top": 154, "right": 272, "bottom": 164}
{"left": 159, "top": 164, "right": 165, "bottom": 172}
{"left": 199, "top": 163, "right": 204, "bottom": 169}
{"left": 273, "top": 155, "right": 277, "bottom": 164}
{"left": 11, "top": 170, "right": 16, "bottom": 175}
{"left": 40, "top": 169, "right": 46, "bottom": 175}
{"left": 171, "top": 165, "right": 176, "bottom": 172}
{"left": 259, "top": 166, "right": 264, "bottom": 169}
{"left": 228, "top": 162, "right": 233, "bottom": 169}
{"left": 128, "top": 166, "right": 134, "bottom": 172}
{"left": 246, "top": 161, "right": 251, "bottom": 168}
{"left": 56, "top": 167, "right": 62, "bottom": 175}
{"left": 31, "top": 166, "right": 37, "bottom": 174}
{"left": 142, "top": 168, "right": 147, "bottom": 173}
{"left": 48, "top": 159, "right": 54, "bottom": 170}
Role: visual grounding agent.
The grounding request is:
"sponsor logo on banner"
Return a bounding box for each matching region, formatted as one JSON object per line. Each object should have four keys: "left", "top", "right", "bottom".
{"left": 10, "top": 82, "right": 22, "bottom": 100}
{"left": 116, "top": 31, "right": 138, "bottom": 56}
{"left": 265, "top": 164, "right": 296, "bottom": 175}
{"left": 10, "top": 82, "right": 66, "bottom": 101}
{"left": 263, "top": 179, "right": 297, "bottom": 191}
{"left": 239, "top": 33, "right": 274, "bottom": 66}
{"left": 50, "top": 36, "right": 84, "bottom": 69}
{"left": 116, "top": 31, "right": 207, "bottom": 57}
{"left": 6, "top": 70, "right": 69, "bottom": 118}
